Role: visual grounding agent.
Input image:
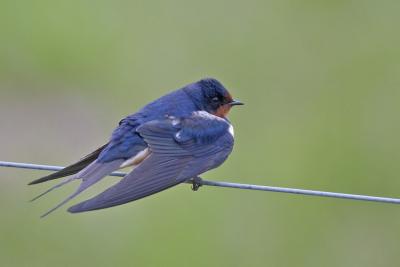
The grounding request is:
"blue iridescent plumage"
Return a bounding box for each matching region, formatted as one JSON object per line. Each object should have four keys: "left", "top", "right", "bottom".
{"left": 29, "top": 78, "right": 243, "bottom": 216}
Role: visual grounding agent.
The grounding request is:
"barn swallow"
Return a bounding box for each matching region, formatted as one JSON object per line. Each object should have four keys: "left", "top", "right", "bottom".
{"left": 29, "top": 78, "right": 243, "bottom": 217}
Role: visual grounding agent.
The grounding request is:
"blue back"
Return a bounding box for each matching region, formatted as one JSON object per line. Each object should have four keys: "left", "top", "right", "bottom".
{"left": 98, "top": 87, "right": 199, "bottom": 162}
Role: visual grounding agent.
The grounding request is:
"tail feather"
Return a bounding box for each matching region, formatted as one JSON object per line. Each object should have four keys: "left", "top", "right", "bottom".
{"left": 28, "top": 144, "right": 108, "bottom": 185}
{"left": 31, "top": 177, "right": 75, "bottom": 202}
{"left": 40, "top": 159, "right": 124, "bottom": 217}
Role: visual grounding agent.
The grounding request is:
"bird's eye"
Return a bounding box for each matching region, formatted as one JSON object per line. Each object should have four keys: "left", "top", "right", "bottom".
{"left": 212, "top": 97, "right": 219, "bottom": 102}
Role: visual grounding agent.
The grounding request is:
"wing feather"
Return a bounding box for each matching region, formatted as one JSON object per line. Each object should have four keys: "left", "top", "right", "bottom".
{"left": 68, "top": 155, "right": 191, "bottom": 212}
{"left": 68, "top": 113, "right": 234, "bottom": 213}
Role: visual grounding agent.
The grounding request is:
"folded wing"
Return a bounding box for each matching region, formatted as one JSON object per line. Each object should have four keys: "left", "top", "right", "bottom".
{"left": 68, "top": 112, "right": 234, "bottom": 213}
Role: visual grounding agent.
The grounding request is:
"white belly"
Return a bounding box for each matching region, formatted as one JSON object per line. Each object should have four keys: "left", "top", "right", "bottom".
{"left": 228, "top": 124, "right": 234, "bottom": 137}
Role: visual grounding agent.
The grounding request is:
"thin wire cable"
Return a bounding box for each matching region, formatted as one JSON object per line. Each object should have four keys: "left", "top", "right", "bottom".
{"left": 1, "top": 160, "right": 400, "bottom": 205}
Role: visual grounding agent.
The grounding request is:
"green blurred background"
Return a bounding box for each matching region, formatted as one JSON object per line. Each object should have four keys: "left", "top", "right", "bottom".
{"left": 1, "top": 0, "right": 400, "bottom": 266}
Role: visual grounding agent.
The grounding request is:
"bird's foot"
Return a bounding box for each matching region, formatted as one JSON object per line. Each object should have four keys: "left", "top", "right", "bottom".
{"left": 191, "top": 176, "right": 203, "bottom": 191}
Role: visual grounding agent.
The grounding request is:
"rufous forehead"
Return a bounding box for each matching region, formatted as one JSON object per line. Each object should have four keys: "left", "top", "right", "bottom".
{"left": 224, "top": 92, "right": 233, "bottom": 102}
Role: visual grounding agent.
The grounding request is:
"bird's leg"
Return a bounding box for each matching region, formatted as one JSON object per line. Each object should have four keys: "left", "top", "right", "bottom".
{"left": 191, "top": 176, "right": 203, "bottom": 191}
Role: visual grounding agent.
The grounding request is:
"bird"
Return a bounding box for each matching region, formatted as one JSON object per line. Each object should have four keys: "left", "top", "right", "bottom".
{"left": 29, "top": 78, "right": 243, "bottom": 217}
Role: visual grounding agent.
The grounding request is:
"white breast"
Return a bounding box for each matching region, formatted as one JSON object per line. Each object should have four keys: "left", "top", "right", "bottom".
{"left": 228, "top": 124, "right": 235, "bottom": 137}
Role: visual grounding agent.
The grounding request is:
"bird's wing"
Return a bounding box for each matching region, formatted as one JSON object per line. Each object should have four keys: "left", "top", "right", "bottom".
{"left": 68, "top": 112, "right": 234, "bottom": 213}
{"left": 28, "top": 143, "right": 109, "bottom": 185}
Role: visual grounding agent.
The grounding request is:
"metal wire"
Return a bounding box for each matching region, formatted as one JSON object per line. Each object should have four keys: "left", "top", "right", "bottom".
{"left": 1, "top": 160, "right": 400, "bottom": 205}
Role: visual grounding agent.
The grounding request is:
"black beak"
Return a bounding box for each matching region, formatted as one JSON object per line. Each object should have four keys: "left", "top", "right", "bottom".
{"left": 229, "top": 99, "right": 244, "bottom": 106}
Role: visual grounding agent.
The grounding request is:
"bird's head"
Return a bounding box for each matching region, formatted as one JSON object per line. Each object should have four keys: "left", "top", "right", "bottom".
{"left": 184, "top": 78, "right": 243, "bottom": 118}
